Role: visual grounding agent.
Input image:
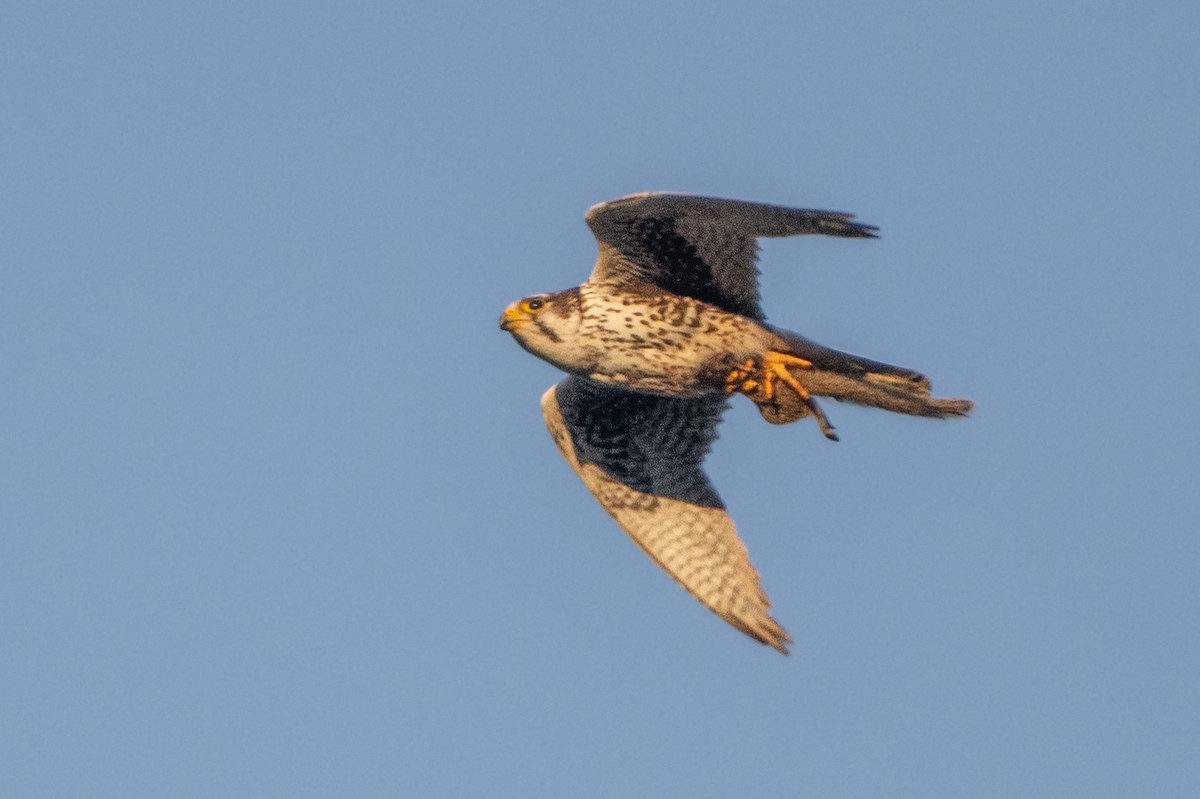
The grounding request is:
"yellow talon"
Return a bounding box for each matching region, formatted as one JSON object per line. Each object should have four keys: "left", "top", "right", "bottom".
{"left": 723, "top": 358, "right": 759, "bottom": 394}
{"left": 728, "top": 351, "right": 839, "bottom": 441}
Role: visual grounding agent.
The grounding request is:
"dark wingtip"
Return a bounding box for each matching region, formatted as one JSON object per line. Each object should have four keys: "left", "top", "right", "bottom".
{"left": 760, "top": 628, "right": 793, "bottom": 655}
{"left": 817, "top": 216, "right": 879, "bottom": 239}
{"left": 848, "top": 222, "right": 880, "bottom": 239}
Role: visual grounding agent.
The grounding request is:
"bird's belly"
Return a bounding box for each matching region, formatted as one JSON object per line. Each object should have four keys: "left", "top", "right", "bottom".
{"left": 572, "top": 290, "right": 776, "bottom": 396}
{"left": 585, "top": 332, "right": 758, "bottom": 397}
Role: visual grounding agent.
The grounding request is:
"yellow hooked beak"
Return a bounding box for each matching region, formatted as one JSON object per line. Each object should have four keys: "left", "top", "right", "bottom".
{"left": 498, "top": 302, "right": 527, "bottom": 332}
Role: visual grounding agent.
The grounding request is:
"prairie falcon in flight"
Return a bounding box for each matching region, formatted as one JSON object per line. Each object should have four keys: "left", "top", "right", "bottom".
{"left": 499, "top": 192, "right": 972, "bottom": 653}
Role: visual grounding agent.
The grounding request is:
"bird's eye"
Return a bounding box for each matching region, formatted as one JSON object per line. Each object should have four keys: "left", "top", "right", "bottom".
{"left": 522, "top": 297, "right": 546, "bottom": 313}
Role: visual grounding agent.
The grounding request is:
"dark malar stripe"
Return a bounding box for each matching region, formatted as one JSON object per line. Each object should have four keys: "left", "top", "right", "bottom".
{"left": 533, "top": 315, "right": 562, "bottom": 343}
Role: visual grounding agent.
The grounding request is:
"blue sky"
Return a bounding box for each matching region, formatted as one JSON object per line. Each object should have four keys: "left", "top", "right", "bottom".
{"left": 3, "top": 2, "right": 1198, "bottom": 796}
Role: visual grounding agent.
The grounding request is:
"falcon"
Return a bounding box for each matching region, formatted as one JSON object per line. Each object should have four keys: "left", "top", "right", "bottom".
{"left": 499, "top": 192, "right": 972, "bottom": 653}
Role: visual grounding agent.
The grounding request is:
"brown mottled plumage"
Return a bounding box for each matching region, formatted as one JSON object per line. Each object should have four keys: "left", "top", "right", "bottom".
{"left": 499, "top": 192, "right": 972, "bottom": 653}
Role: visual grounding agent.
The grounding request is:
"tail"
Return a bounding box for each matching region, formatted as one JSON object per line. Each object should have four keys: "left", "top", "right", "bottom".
{"left": 759, "top": 328, "right": 974, "bottom": 425}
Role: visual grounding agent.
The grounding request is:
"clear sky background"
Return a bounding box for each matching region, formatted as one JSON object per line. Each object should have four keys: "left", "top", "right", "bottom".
{"left": 3, "top": 2, "right": 1198, "bottom": 797}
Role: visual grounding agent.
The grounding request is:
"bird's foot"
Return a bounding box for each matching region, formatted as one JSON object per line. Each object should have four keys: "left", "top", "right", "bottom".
{"left": 724, "top": 352, "right": 839, "bottom": 441}
{"left": 723, "top": 358, "right": 762, "bottom": 395}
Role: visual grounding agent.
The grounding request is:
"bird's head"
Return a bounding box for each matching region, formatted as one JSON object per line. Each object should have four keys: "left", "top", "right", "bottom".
{"left": 498, "top": 288, "right": 588, "bottom": 370}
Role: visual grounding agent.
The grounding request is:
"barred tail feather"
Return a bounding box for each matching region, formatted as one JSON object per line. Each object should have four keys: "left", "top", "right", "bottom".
{"left": 759, "top": 327, "right": 974, "bottom": 424}
{"left": 802, "top": 370, "right": 974, "bottom": 417}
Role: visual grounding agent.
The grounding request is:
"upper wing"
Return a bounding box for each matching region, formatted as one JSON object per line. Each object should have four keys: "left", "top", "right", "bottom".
{"left": 542, "top": 376, "right": 792, "bottom": 653}
{"left": 585, "top": 192, "right": 877, "bottom": 320}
